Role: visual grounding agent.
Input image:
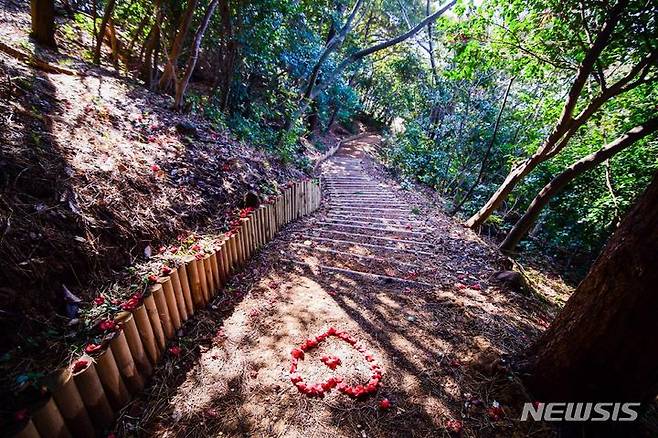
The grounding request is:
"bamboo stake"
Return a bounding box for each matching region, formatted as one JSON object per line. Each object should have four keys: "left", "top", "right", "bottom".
{"left": 110, "top": 329, "right": 145, "bottom": 393}
{"left": 72, "top": 358, "right": 114, "bottom": 428}
{"left": 115, "top": 311, "right": 152, "bottom": 376}
{"left": 248, "top": 214, "right": 258, "bottom": 251}
{"left": 285, "top": 187, "right": 290, "bottom": 223}
{"left": 151, "top": 283, "right": 174, "bottom": 339}
{"left": 14, "top": 419, "right": 40, "bottom": 438}
{"left": 291, "top": 183, "right": 299, "bottom": 220}
{"left": 143, "top": 294, "right": 165, "bottom": 351}
{"left": 305, "top": 180, "right": 310, "bottom": 214}
{"left": 202, "top": 254, "right": 214, "bottom": 299}
{"left": 169, "top": 268, "right": 188, "bottom": 322}
{"left": 32, "top": 396, "right": 71, "bottom": 438}
{"left": 259, "top": 206, "right": 268, "bottom": 244}
{"left": 277, "top": 195, "right": 283, "bottom": 230}
{"left": 226, "top": 234, "right": 236, "bottom": 273}
{"left": 258, "top": 207, "right": 266, "bottom": 246}
{"left": 95, "top": 347, "right": 131, "bottom": 410}
{"left": 210, "top": 251, "right": 221, "bottom": 290}
{"left": 250, "top": 211, "right": 259, "bottom": 250}
{"left": 218, "top": 241, "right": 229, "bottom": 283}
{"left": 234, "top": 229, "right": 244, "bottom": 266}
{"left": 228, "top": 233, "right": 238, "bottom": 272}
{"left": 239, "top": 218, "right": 250, "bottom": 259}
{"left": 197, "top": 256, "right": 209, "bottom": 304}
{"left": 49, "top": 369, "right": 95, "bottom": 437}
{"left": 177, "top": 263, "right": 194, "bottom": 316}
{"left": 295, "top": 182, "right": 304, "bottom": 219}
{"left": 160, "top": 277, "right": 181, "bottom": 330}
{"left": 132, "top": 304, "right": 160, "bottom": 364}
{"left": 298, "top": 182, "right": 303, "bottom": 217}
{"left": 265, "top": 204, "right": 273, "bottom": 241}
{"left": 185, "top": 256, "right": 204, "bottom": 309}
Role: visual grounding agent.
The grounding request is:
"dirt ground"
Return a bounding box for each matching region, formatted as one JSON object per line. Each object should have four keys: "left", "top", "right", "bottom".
{"left": 114, "top": 135, "right": 566, "bottom": 437}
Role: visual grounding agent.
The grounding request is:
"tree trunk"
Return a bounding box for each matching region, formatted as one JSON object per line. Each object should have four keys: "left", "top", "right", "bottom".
{"left": 425, "top": 0, "right": 438, "bottom": 86}
{"left": 173, "top": 0, "right": 220, "bottom": 110}
{"left": 450, "top": 75, "right": 514, "bottom": 215}
{"left": 93, "top": 0, "right": 117, "bottom": 65}
{"left": 500, "top": 116, "right": 658, "bottom": 253}
{"left": 524, "top": 169, "right": 658, "bottom": 407}
{"left": 464, "top": 0, "right": 629, "bottom": 229}
{"left": 30, "top": 0, "right": 56, "bottom": 47}
{"left": 158, "top": 0, "right": 199, "bottom": 93}
{"left": 217, "top": 0, "right": 236, "bottom": 112}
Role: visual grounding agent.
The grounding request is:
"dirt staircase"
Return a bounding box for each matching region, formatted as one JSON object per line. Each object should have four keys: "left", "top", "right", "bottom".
{"left": 285, "top": 141, "right": 441, "bottom": 287}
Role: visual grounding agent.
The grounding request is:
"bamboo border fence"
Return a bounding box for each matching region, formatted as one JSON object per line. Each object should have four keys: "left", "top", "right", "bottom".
{"left": 12, "top": 179, "right": 321, "bottom": 438}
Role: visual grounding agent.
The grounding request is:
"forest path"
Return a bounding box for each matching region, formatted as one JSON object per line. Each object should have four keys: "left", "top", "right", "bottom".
{"left": 124, "top": 135, "right": 555, "bottom": 438}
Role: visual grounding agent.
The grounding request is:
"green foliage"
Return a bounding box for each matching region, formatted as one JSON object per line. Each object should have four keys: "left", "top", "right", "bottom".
{"left": 373, "top": 0, "right": 658, "bottom": 274}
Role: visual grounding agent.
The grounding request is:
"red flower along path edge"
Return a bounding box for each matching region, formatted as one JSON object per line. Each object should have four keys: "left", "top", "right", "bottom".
{"left": 289, "top": 327, "right": 383, "bottom": 398}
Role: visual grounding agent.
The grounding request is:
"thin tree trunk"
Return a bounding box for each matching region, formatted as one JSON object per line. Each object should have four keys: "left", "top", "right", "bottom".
{"left": 426, "top": 0, "right": 438, "bottom": 86}
{"left": 218, "top": 0, "right": 236, "bottom": 112}
{"left": 499, "top": 116, "right": 658, "bottom": 252}
{"left": 524, "top": 169, "right": 658, "bottom": 407}
{"left": 93, "top": 0, "right": 117, "bottom": 64}
{"left": 450, "top": 75, "right": 514, "bottom": 215}
{"left": 158, "top": 0, "right": 199, "bottom": 92}
{"left": 30, "top": 0, "right": 56, "bottom": 47}
{"left": 174, "top": 0, "right": 220, "bottom": 110}
{"left": 464, "top": 0, "right": 630, "bottom": 229}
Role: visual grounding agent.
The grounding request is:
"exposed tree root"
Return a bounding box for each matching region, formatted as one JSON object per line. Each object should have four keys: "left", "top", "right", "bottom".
{"left": 0, "top": 41, "right": 78, "bottom": 75}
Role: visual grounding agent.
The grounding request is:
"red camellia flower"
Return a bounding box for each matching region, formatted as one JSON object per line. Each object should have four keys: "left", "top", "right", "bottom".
{"left": 486, "top": 403, "right": 504, "bottom": 421}
{"left": 94, "top": 296, "right": 105, "bottom": 305}
{"left": 191, "top": 244, "right": 201, "bottom": 252}
{"left": 168, "top": 345, "right": 182, "bottom": 357}
{"left": 161, "top": 265, "right": 172, "bottom": 275}
{"left": 98, "top": 319, "right": 117, "bottom": 331}
{"left": 72, "top": 359, "right": 89, "bottom": 373}
{"left": 85, "top": 343, "right": 102, "bottom": 354}
{"left": 379, "top": 398, "right": 391, "bottom": 410}
{"left": 321, "top": 355, "right": 342, "bottom": 370}
{"left": 445, "top": 419, "right": 463, "bottom": 433}
{"left": 121, "top": 296, "right": 139, "bottom": 311}
{"left": 291, "top": 348, "right": 305, "bottom": 359}
{"left": 147, "top": 274, "right": 158, "bottom": 284}
{"left": 14, "top": 409, "right": 29, "bottom": 422}
{"left": 151, "top": 164, "right": 160, "bottom": 172}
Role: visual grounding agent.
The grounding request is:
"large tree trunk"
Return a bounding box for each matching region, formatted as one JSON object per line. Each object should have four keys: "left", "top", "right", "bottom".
{"left": 464, "top": 0, "right": 629, "bottom": 229}
{"left": 158, "top": 0, "right": 199, "bottom": 93}
{"left": 524, "top": 170, "right": 658, "bottom": 408}
{"left": 500, "top": 116, "right": 658, "bottom": 252}
{"left": 173, "top": 0, "right": 219, "bottom": 110}
{"left": 93, "top": 0, "right": 117, "bottom": 64}
{"left": 30, "top": 0, "right": 57, "bottom": 47}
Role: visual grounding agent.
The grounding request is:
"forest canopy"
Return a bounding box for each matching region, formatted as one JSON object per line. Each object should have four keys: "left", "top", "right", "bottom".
{"left": 24, "top": 0, "right": 658, "bottom": 275}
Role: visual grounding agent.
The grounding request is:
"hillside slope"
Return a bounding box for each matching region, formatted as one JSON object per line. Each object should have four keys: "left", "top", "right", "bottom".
{"left": 0, "top": 2, "right": 320, "bottom": 376}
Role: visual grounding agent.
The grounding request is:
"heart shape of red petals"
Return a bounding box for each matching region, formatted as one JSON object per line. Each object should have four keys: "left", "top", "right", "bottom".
{"left": 289, "top": 327, "right": 382, "bottom": 398}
